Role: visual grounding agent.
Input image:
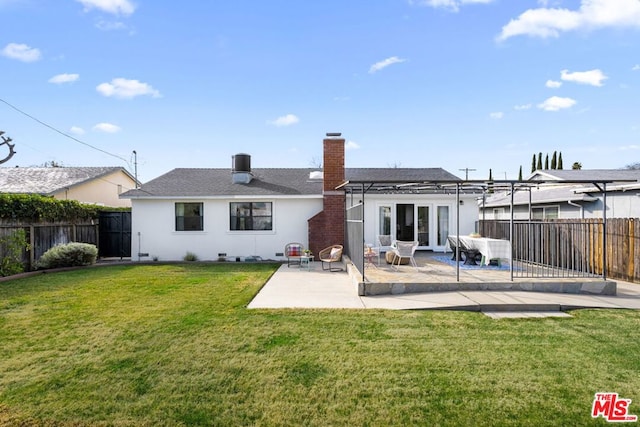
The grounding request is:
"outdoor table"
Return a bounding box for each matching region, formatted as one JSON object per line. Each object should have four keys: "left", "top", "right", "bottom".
{"left": 447, "top": 236, "right": 512, "bottom": 266}
{"left": 300, "top": 254, "right": 314, "bottom": 271}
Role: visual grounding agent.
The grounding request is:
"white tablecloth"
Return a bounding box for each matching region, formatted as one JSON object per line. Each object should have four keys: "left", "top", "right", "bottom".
{"left": 449, "top": 236, "right": 512, "bottom": 265}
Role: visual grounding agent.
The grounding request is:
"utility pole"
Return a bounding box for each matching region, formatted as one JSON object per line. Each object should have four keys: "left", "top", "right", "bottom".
{"left": 459, "top": 167, "right": 476, "bottom": 181}
{"left": 133, "top": 150, "right": 138, "bottom": 188}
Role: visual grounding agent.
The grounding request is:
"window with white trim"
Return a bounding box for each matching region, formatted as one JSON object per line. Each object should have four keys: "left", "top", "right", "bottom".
{"left": 532, "top": 206, "right": 559, "bottom": 220}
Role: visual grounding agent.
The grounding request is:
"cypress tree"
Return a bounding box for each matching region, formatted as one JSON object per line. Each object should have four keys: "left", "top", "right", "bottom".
{"left": 558, "top": 152, "right": 563, "bottom": 169}
{"left": 537, "top": 153, "right": 543, "bottom": 170}
{"left": 551, "top": 151, "right": 557, "bottom": 169}
{"left": 518, "top": 165, "right": 523, "bottom": 181}
{"left": 531, "top": 154, "right": 536, "bottom": 173}
{"left": 544, "top": 154, "right": 549, "bottom": 169}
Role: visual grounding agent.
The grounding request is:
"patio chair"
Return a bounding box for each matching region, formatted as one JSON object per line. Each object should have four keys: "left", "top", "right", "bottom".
{"left": 390, "top": 240, "right": 419, "bottom": 270}
{"left": 447, "top": 236, "right": 463, "bottom": 261}
{"left": 376, "top": 235, "right": 394, "bottom": 264}
{"left": 319, "top": 244, "right": 343, "bottom": 272}
{"left": 284, "top": 242, "right": 304, "bottom": 267}
{"left": 457, "top": 238, "right": 481, "bottom": 266}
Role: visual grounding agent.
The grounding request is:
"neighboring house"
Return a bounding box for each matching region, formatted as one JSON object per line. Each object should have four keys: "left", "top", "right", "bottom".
{"left": 481, "top": 169, "right": 640, "bottom": 220}
{"left": 121, "top": 135, "right": 479, "bottom": 262}
{"left": 0, "top": 166, "right": 137, "bottom": 208}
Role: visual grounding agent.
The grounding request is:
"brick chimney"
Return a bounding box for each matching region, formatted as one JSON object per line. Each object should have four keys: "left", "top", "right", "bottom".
{"left": 308, "top": 133, "right": 345, "bottom": 256}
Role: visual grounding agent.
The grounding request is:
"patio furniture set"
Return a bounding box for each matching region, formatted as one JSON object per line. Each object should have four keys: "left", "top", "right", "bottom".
{"left": 285, "top": 242, "right": 343, "bottom": 272}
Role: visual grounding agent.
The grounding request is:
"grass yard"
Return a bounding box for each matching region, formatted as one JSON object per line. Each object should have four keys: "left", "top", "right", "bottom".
{"left": 1, "top": 263, "right": 640, "bottom": 426}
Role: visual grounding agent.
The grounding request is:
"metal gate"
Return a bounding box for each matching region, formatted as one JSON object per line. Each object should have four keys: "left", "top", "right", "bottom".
{"left": 99, "top": 211, "right": 131, "bottom": 258}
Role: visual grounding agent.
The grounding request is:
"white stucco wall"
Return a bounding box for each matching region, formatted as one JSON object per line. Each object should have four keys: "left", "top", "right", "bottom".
{"left": 131, "top": 197, "right": 323, "bottom": 261}
{"left": 349, "top": 193, "right": 480, "bottom": 251}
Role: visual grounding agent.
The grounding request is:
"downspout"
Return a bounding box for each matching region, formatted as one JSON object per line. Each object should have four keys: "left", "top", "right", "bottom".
{"left": 567, "top": 200, "right": 584, "bottom": 219}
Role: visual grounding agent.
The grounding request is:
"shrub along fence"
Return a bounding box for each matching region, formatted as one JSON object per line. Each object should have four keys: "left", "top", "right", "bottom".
{"left": 479, "top": 218, "right": 640, "bottom": 283}
{"left": 0, "top": 221, "right": 98, "bottom": 271}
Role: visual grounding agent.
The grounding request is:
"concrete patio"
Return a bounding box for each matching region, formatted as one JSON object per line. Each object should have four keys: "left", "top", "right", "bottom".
{"left": 247, "top": 253, "right": 640, "bottom": 317}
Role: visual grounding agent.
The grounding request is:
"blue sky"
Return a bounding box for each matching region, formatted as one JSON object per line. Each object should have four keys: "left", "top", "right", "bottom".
{"left": 1, "top": 0, "right": 639, "bottom": 182}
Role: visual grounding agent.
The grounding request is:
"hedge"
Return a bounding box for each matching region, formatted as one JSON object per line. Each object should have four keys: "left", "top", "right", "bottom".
{"left": 0, "top": 194, "right": 104, "bottom": 222}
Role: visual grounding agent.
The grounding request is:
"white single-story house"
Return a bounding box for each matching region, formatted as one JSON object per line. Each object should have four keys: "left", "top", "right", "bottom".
{"left": 121, "top": 134, "right": 480, "bottom": 261}
{"left": 0, "top": 166, "right": 137, "bottom": 208}
{"left": 481, "top": 169, "right": 640, "bottom": 220}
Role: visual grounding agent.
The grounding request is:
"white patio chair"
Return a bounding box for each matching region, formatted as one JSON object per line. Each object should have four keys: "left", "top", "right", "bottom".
{"left": 390, "top": 240, "right": 419, "bottom": 270}
{"left": 376, "top": 235, "right": 394, "bottom": 265}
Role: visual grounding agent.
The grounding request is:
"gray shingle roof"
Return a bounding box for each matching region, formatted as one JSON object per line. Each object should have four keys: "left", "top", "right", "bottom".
{"left": 345, "top": 168, "right": 460, "bottom": 182}
{"left": 0, "top": 167, "right": 131, "bottom": 195}
{"left": 121, "top": 167, "right": 461, "bottom": 198}
{"left": 483, "top": 186, "right": 598, "bottom": 208}
{"left": 529, "top": 169, "right": 640, "bottom": 182}
{"left": 122, "top": 168, "right": 324, "bottom": 198}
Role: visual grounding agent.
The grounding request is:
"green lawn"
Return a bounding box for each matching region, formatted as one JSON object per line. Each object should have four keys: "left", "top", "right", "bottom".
{"left": 1, "top": 263, "right": 639, "bottom": 426}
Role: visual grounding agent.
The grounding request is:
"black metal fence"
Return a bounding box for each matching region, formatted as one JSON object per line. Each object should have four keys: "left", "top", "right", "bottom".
{"left": 479, "top": 219, "right": 639, "bottom": 281}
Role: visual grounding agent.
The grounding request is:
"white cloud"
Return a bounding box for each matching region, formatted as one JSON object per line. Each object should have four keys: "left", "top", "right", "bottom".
{"left": 560, "top": 69, "right": 608, "bottom": 86}
{"left": 489, "top": 112, "right": 504, "bottom": 119}
{"left": 48, "top": 73, "right": 79, "bottom": 84}
{"left": 96, "top": 78, "right": 161, "bottom": 99}
{"left": 76, "top": 0, "right": 136, "bottom": 16}
{"left": 93, "top": 122, "right": 121, "bottom": 133}
{"left": 537, "top": 96, "right": 577, "bottom": 111}
{"left": 409, "top": 0, "right": 495, "bottom": 13}
{"left": 369, "top": 56, "right": 406, "bottom": 74}
{"left": 497, "top": 0, "right": 640, "bottom": 41}
{"left": 69, "top": 126, "right": 85, "bottom": 135}
{"left": 545, "top": 79, "right": 562, "bottom": 88}
{"left": 514, "top": 104, "right": 532, "bottom": 110}
{"left": 268, "top": 114, "right": 299, "bottom": 127}
{"left": 1, "top": 43, "right": 41, "bottom": 62}
{"left": 619, "top": 144, "right": 640, "bottom": 150}
{"left": 345, "top": 140, "right": 360, "bottom": 150}
{"left": 633, "top": 64, "right": 640, "bottom": 71}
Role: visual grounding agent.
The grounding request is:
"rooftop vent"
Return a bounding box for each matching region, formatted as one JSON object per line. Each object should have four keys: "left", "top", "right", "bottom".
{"left": 326, "top": 132, "right": 342, "bottom": 137}
{"left": 232, "top": 153, "right": 253, "bottom": 184}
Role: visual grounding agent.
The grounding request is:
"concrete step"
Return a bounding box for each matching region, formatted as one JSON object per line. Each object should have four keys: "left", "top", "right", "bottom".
{"left": 483, "top": 311, "right": 573, "bottom": 319}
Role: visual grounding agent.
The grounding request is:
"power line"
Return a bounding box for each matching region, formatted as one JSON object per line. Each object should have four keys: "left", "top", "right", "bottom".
{"left": 0, "top": 97, "right": 131, "bottom": 167}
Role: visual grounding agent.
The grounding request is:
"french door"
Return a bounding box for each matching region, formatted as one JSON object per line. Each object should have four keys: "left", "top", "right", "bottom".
{"left": 377, "top": 203, "right": 450, "bottom": 250}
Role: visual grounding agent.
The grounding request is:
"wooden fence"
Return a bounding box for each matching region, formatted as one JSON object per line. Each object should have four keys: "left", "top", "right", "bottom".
{"left": 0, "top": 221, "right": 98, "bottom": 271}
{"left": 479, "top": 218, "right": 640, "bottom": 283}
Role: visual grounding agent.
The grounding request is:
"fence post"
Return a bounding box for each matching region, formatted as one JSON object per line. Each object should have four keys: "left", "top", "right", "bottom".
{"left": 29, "top": 225, "right": 35, "bottom": 269}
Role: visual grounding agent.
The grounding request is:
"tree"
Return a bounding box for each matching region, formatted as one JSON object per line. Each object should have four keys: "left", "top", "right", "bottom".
{"left": 551, "top": 151, "right": 557, "bottom": 169}
{"left": 537, "top": 152, "right": 543, "bottom": 170}
{"left": 558, "top": 152, "right": 563, "bottom": 169}
{"left": 572, "top": 162, "right": 582, "bottom": 170}
{"left": 308, "top": 156, "right": 322, "bottom": 169}
{"left": 42, "top": 160, "right": 63, "bottom": 168}
{"left": 531, "top": 154, "right": 536, "bottom": 173}
{"left": 544, "top": 154, "right": 549, "bottom": 170}
{"left": 518, "top": 165, "right": 523, "bottom": 181}
{"left": 624, "top": 162, "right": 640, "bottom": 170}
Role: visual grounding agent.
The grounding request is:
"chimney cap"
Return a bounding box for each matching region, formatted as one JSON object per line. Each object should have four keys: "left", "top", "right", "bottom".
{"left": 326, "top": 132, "right": 342, "bottom": 137}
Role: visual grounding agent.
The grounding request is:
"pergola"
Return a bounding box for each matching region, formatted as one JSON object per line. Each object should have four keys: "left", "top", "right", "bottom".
{"left": 338, "top": 179, "right": 622, "bottom": 283}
